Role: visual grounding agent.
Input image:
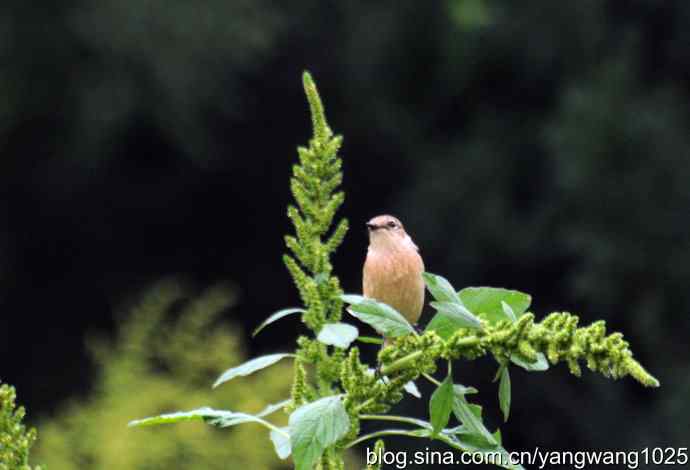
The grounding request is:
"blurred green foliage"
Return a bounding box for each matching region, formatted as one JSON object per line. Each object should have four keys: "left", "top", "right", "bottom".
{"left": 34, "top": 279, "right": 292, "bottom": 470}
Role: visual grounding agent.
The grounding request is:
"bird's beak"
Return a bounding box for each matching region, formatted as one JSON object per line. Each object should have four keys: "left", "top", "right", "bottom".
{"left": 366, "top": 222, "right": 379, "bottom": 231}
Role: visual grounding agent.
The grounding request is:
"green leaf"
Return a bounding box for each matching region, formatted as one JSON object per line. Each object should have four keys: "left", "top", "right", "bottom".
{"left": 511, "top": 352, "right": 550, "bottom": 372}
{"left": 317, "top": 322, "right": 359, "bottom": 349}
{"left": 340, "top": 294, "right": 366, "bottom": 304}
{"left": 253, "top": 308, "right": 305, "bottom": 337}
{"left": 501, "top": 301, "right": 517, "bottom": 322}
{"left": 423, "top": 275, "right": 484, "bottom": 338}
{"left": 128, "top": 400, "right": 291, "bottom": 430}
{"left": 454, "top": 384, "right": 479, "bottom": 396}
{"left": 452, "top": 392, "right": 496, "bottom": 447}
{"left": 213, "top": 353, "right": 294, "bottom": 388}
{"left": 429, "top": 375, "right": 455, "bottom": 435}
{"left": 445, "top": 391, "right": 525, "bottom": 470}
{"left": 430, "top": 301, "right": 483, "bottom": 329}
{"left": 210, "top": 399, "right": 290, "bottom": 427}
{"left": 441, "top": 424, "right": 524, "bottom": 470}
{"left": 424, "top": 313, "right": 466, "bottom": 339}
{"left": 422, "top": 272, "right": 462, "bottom": 303}
{"left": 207, "top": 412, "right": 274, "bottom": 430}
{"left": 341, "top": 295, "right": 415, "bottom": 337}
{"left": 468, "top": 403, "right": 483, "bottom": 419}
{"left": 289, "top": 395, "right": 350, "bottom": 470}
{"left": 258, "top": 399, "right": 291, "bottom": 417}
{"left": 498, "top": 366, "right": 511, "bottom": 422}
{"left": 128, "top": 407, "right": 231, "bottom": 427}
{"left": 270, "top": 426, "right": 291, "bottom": 459}
{"left": 403, "top": 380, "right": 421, "bottom": 398}
{"left": 458, "top": 287, "right": 531, "bottom": 325}
{"left": 493, "top": 365, "right": 503, "bottom": 383}
{"left": 425, "top": 309, "right": 483, "bottom": 339}
{"left": 442, "top": 424, "right": 467, "bottom": 435}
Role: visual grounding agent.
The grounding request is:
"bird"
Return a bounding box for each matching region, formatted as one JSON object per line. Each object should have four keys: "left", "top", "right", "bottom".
{"left": 362, "top": 215, "right": 425, "bottom": 342}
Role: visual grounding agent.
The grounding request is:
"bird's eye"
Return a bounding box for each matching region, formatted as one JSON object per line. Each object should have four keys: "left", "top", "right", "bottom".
{"left": 387, "top": 221, "right": 397, "bottom": 228}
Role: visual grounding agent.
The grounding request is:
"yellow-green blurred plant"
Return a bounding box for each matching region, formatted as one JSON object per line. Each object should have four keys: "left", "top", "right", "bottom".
{"left": 35, "top": 279, "right": 292, "bottom": 470}
{"left": 0, "top": 382, "right": 42, "bottom": 470}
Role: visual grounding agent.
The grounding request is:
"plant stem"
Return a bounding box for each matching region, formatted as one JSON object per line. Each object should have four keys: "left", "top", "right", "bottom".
{"left": 422, "top": 373, "right": 441, "bottom": 386}
{"left": 360, "top": 414, "right": 430, "bottom": 427}
{"left": 434, "top": 433, "right": 469, "bottom": 452}
{"left": 356, "top": 397, "right": 376, "bottom": 412}
{"left": 246, "top": 416, "right": 289, "bottom": 437}
{"left": 453, "top": 336, "right": 481, "bottom": 347}
{"left": 347, "top": 427, "right": 470, "bottom": 453}
{"left": 380, "top": 351, "right": 423, "bottom": 375}
{"left": 346, "top": 429, "right": 421, "bottom": 449}
{"left": 356, "top": 336, "right": 384, "bottom": 345}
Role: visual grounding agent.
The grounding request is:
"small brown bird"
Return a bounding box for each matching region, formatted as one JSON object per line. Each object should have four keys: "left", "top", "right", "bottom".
{"left": 363, "top": 215, "right": 425, "bottom": 336}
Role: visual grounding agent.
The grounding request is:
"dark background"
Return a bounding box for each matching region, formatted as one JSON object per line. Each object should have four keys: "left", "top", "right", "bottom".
{"left": 2, "top": 0, "right": 689, "bottom": 466}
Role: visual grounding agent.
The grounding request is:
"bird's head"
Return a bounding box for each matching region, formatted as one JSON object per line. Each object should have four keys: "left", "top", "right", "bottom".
{"left": 366, "top": 214, "right": 411, "bottom": 251}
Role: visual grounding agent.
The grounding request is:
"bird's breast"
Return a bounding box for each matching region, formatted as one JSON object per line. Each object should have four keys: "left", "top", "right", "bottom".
{"left": 362, "top": 247, "right": 425, "bottom": 324}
